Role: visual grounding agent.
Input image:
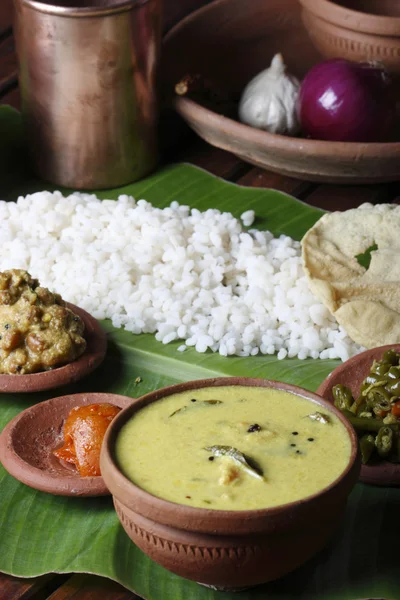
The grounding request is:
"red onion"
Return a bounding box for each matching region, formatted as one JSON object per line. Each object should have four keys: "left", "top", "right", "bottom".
{"left": 297, "top": 59, "right": 396, "bottom": 142}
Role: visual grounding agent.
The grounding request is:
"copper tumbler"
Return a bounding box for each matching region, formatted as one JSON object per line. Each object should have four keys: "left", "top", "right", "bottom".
{"left": 14, "top": 0, "right": 162, "bottom": 189}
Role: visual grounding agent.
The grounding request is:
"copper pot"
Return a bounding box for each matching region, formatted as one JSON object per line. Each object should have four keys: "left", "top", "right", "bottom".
{"left": 14, "top": 0, "right": 162, "bottom": 189}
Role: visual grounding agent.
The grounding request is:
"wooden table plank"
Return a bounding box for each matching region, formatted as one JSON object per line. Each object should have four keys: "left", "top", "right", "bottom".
{"left": 47, "top": 575, "right": 140, "bottom": 600}
{"left": 235, "top": 167, "right": 315, "bottom": 198}
{"left": 0, "top": 0, "right": 13, "bottom": 38}
{"left": 304, "top": 182, "right": 400, "bottom": 210}
{"left": 235, "top": 167, "right": 400, "bottom": 209}
{"left": 0, "top": 573, "right": 69, "bottom": 600}
{"left": 173, "top": 134, "right": 251, "bottom": 181}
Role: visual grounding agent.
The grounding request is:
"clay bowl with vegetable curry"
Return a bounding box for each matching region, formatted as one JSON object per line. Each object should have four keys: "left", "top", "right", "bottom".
{"left": 0, "top": 270, "right": 106, "bottom": 393}
{"left": 317, "top": 345, "right": 400, "bottom": 486}
{"left": 100, "top": 377, "right": 360, "bottom": 590}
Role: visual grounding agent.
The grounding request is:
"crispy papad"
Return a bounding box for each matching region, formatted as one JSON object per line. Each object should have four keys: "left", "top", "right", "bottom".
{"left": 301, "top": 203, "right": 400, "bottom": 348}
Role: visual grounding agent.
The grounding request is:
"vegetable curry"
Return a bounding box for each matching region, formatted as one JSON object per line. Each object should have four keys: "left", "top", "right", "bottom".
{"left": 0, "top": 269, "right": 86, "bottom": 374}
{"left": 116, "top": 386, "right": 351, "bottom": 510}
{"left": 333, "top": 348, "right": 400, "bottom": 465}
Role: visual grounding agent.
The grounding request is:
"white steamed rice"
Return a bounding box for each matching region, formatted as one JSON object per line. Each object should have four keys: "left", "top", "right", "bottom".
{"left": 0, "top": 191, "right": 362, "bottom": 361}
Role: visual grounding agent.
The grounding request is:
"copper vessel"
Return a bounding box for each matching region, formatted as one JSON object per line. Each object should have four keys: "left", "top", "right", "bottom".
{"left": 14, "top": 0, "right": 162, "bottom": 189}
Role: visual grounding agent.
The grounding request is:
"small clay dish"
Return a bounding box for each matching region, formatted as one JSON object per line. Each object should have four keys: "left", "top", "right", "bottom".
{"left": 101, "top": 377, "right": 360, "bottom": 590}
{"left": 0, "top": 392, "right": 133, "bottom": 496}
{"left": 163, "top": 0, "right": 400, "bottom": 184}
{"left": 0, "top": 303, "right": 106, "bottom": 394}
{"left": 317, "top": 344, "right": 400, "bottom": 486}
{"left": 300, "top": 0, "right": 400, "bottom": 72}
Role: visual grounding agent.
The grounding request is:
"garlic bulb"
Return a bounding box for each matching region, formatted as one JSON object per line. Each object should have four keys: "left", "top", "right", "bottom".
{"left": 238, "top": 54, "right": 300, "bottom": 136}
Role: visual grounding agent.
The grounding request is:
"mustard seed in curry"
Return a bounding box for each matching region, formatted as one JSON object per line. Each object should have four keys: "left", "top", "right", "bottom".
{"left": 0, "top": 269, "right": 86, "bottom": 374}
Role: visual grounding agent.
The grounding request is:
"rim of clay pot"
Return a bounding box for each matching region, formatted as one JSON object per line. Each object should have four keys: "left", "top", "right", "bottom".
{"left": 174, "top": 95, "right": 400, "bottom": 156}
{"left": 299, "top": 0, "right": 400, "bottom": 36}
{"left": 0, "top": 303, "right": 107, "bottom": 393}
{"left": 101, "top": 377, "right": 360, "bottom": 535}
{"left": 19, "top": 0, "right": 149, "bottom": 17}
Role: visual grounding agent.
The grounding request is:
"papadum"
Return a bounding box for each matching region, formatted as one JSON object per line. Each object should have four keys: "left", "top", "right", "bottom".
{"left": 301, "top": 203, "right": 400, "bottom": 349}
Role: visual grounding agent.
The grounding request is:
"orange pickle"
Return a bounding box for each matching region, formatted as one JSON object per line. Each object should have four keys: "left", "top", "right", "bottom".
{"left": 54, "top": 403, "right": 121, "bottom": 477}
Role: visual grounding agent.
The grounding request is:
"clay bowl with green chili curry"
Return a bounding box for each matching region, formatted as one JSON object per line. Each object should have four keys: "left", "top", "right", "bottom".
{"left": 317, "top": 344, "right": 400, "bottom": 486}
{"left": 100, "top": 377, "right": 360, "bottom": 590}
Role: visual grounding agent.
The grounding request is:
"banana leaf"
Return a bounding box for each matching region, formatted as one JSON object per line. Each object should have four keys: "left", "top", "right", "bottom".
{"left": 0, "top": 106, "right": 397, "bottom": 600}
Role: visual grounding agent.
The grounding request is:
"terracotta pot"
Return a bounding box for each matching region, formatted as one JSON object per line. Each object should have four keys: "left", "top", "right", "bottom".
{"left": 101, "top": 377, "right": 360, "bottom": 590}
{"left": 299, "top": 0, "right": 400, "bottom": 71}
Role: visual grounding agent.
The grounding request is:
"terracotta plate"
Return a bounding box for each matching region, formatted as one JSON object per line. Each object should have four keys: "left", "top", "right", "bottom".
{"left": 163, "top": 0, "right": 400, "bottom": 184}
{"left": 0, "top": 303, "right": 106, "bottom": 393}
{"left": 317, "top": 344, "right": 400, "bottom": 486}
{"left": 0, "top": 392, "right": 133, "bottom": 496}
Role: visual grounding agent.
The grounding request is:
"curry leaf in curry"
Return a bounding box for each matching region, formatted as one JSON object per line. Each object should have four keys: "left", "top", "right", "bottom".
{"left": 169, "top": 399, "right": 223, "bottom": 417}
{"left": 204, "top": 445, "right": 264, "bottom": 480}
{"left": 169, "top": 406, "right": 188, "bottom": 417}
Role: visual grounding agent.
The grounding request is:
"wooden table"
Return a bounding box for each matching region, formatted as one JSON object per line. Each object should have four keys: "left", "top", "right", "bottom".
{"left": 0, "top": 1, "right": 399, "bottom": 599}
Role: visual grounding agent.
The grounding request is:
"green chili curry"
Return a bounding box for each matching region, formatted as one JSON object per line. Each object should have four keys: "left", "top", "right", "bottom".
{"left": 0, "top": 269, "right": 86, "bottom": 374}
{"left": 116, "top": 386, "right": 351, "bottom": 510}
{"left": 333, "top": 348, "right": 400, "bottom": 465}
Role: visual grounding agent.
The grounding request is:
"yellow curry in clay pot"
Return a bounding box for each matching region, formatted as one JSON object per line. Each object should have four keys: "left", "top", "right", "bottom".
{"left": 116, "top": 382, "right": 352, "bottom": 510}
{"left": 101, "top": 378, "right": 360, "bottom": 590}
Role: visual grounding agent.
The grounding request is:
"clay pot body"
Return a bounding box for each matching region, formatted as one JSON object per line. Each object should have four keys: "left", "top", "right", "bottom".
{"left": 101, "top": 377, "right": 360, "bottom": 590}
{"left": 114, "top": 497, "right": 345, "bottom": 588}
{"left": 300, "top": 0, "right": 400, "bottom": 72}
